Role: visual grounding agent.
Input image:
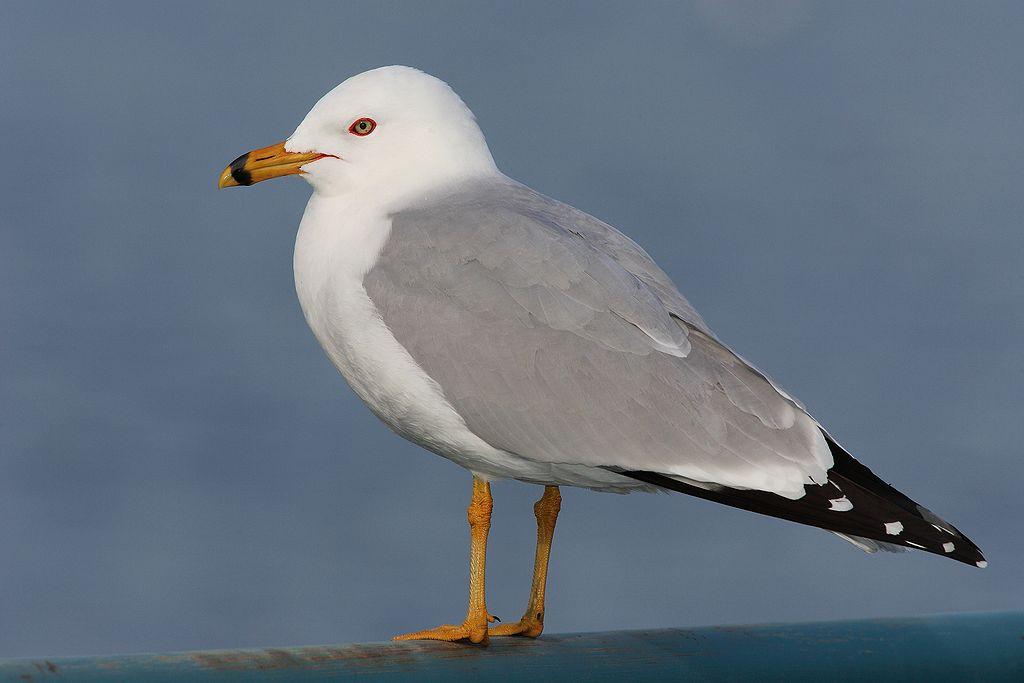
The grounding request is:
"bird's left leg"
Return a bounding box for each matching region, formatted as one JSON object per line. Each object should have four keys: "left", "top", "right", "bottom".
{"left": 393, "top": 476, "right": 497, "bottom": 644}
{"left": 490, "top": 485, "right": 561, "bottom": 638}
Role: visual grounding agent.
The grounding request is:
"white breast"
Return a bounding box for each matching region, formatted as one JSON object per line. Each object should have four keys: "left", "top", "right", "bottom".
{"left": 292, "top": 194, "right": 528, "bottom": 480}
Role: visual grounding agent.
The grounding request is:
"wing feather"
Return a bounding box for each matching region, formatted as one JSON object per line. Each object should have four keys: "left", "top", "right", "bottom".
{"left": 364, "top": 179, "right": 831, "bottom": 498}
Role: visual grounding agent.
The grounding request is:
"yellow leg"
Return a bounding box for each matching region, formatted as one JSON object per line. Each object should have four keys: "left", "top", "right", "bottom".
{"left": 490, "top": 486, "right": 561, "bottom": 638}
{"left": 394, "top": 477, "right": 496, "bottom": 644}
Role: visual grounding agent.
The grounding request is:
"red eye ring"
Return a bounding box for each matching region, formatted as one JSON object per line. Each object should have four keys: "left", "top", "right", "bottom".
{"left": 348, "top": 117, "right": 376, "bottom": 136}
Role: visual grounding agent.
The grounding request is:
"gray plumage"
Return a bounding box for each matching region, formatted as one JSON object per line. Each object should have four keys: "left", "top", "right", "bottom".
{"left": 364, "top": 177, "right": 833, "bottom": 498}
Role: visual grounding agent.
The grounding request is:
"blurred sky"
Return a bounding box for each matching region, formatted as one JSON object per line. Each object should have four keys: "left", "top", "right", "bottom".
{"left": 2, "top": 1, "right": 1022, "bottom": 658}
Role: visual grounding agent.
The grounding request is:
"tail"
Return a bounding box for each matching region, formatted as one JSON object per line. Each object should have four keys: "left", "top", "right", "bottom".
{"left": 619, "top": 432, "right": 986, "bottom": 568}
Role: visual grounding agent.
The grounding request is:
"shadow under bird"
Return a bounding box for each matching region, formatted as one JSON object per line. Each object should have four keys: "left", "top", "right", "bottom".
{"left": 218, "top": 66, "right": 986, "bottom": 644}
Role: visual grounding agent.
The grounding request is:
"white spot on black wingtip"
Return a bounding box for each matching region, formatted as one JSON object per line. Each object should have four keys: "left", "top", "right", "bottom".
{"left": 942, "top": 542, "right": 955, "bottom": 553}
{"left": 828, "top": 496, "right": 852, "bottom": 512}
{"left": 884, "top": 521, "right": 904, "bottom": 536}
{"left": 976, "top": 560, "right": 988, "bottom": 569}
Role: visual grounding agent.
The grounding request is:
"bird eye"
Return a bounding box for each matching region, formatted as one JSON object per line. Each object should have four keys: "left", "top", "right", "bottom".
{"left": 348, "top": 117, "right": 376, "bottom": 136}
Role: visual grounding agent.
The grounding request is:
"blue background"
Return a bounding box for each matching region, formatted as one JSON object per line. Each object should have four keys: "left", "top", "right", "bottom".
{"left": 2, "top": 1, "right": 1021, "bottom": 657}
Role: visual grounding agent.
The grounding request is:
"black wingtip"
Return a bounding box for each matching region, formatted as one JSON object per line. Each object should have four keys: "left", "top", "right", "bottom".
{"left": 619, "top": 433, "right": 986, "bottom": 568}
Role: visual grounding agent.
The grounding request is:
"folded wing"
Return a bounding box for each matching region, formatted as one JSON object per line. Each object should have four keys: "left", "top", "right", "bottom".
{"left": 366, "top": 179, "right": 831, "bottom": 499}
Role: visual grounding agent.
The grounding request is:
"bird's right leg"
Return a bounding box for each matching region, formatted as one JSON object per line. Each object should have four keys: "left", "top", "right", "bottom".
{"left": 490, "top": 485, "right": 561, "bottom": 638}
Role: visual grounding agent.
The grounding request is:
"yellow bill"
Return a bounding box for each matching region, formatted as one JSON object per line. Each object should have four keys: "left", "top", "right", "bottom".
{"left": 218, "top": 141, "right": 329, "bottom": 188}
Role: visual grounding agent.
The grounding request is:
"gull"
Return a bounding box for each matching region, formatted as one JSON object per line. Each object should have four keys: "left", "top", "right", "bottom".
{"left": 218, "top": 66, "right": 986, "bottom": 644}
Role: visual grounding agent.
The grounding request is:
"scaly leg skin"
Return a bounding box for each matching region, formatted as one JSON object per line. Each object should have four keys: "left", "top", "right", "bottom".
{"left": 490, "top": 485, "right": 561, "bottom": 638}
{"left": 394, "top": 477, "right": 497, "bottom": 644}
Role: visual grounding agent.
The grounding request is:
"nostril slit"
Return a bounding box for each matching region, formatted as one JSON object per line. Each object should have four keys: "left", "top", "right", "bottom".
{"left": 255, "top": 155, "right": 272, "bottom": 161}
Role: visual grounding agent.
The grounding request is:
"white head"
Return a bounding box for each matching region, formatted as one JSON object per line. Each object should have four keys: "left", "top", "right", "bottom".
{"left": 219, "top": 66, "right": 498, "bottom": 204}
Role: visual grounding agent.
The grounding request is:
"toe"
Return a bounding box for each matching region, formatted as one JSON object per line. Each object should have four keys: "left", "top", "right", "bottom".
{"left": 393, "top": 625, "right": 461, "bottom": 641}
{"left": 488, "top": 621, "right": 524, "bottom": 637}
{"left": 393, "top": 622, "right": 489, "bottom": 644}
{"left": 489, "top": 614, "right": 544, "bottom": 638}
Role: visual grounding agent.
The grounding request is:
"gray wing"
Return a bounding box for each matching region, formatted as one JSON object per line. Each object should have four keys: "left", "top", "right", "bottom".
{"left": 500, "top": 180, "right": 714, "bottom": 336}
{"left": 365, "top": 179, "right": 832, "bottom": 499}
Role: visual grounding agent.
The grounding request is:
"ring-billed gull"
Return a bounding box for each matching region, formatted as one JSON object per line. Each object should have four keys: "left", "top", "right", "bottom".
{"left": 218, "top": 66, "right": 985, "bottom": 644}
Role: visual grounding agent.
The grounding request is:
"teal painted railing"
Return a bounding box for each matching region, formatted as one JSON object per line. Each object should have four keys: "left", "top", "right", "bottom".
{"left": 2, "top": 612, "right": 1022, "bottom": 681}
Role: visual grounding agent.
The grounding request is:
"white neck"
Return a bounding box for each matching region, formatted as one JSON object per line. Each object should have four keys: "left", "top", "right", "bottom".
{"left": 293, "top": 193, "right": 380, "bottom": 316}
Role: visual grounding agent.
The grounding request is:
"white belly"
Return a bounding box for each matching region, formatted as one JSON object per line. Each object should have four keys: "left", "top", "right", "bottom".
{"left": 309, "top": 280, "right": 524, "bottom": 477}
